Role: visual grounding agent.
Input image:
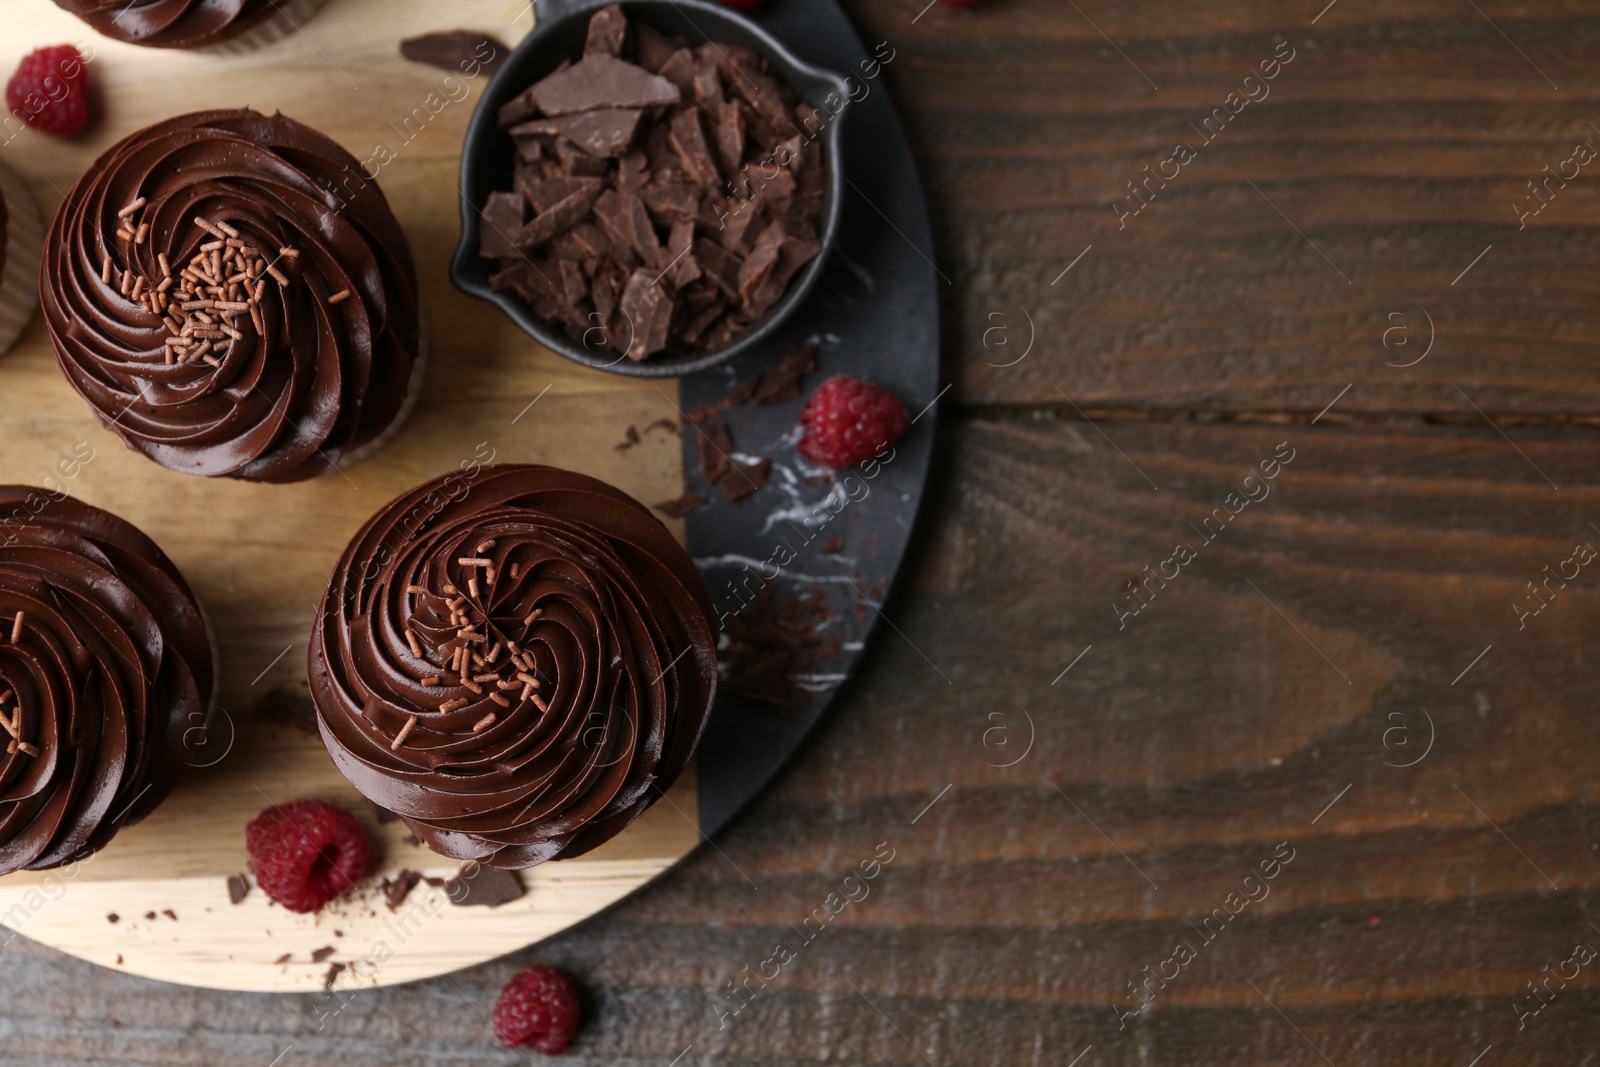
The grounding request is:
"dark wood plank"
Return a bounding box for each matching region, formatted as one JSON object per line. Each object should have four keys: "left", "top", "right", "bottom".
{"left": 6, "top": 414, "right": 1596, "bottom": 1065}
{"left": 841, "top": 0, "right": 1600, "bottom": 415}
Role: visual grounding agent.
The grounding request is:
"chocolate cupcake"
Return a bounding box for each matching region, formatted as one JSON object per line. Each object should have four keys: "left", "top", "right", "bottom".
{"left": 0, "top": 158, "right": 43, "bottom": 359}
{"left": 309, "top": 465, "right": 718, "bottom": 868}
{"left": 51, "top": 0, "right": 330, "bottom": 54}
{"left": 0, "top": 489, "right": 216, "bottom": 875}
{"left": 41, "top": 108, "right": 423, "bottom": 483}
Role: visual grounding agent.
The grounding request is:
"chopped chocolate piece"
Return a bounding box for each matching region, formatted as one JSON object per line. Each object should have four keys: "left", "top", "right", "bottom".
{"left": 144, "top": 911, "right": 157, "bottom": 921}
{"left": 555, "top": 140, "right": 612, "bottom": 176}
{"left": 621, "top": 270, "right": 673, "bottom": 360}
{"left": 632, "top": 23, "right": 681, "bottom": 73}
{"left": 512, "top": 108, "right": 643, "bottom": 158}
{"left": 594, "top": 191, "right": 663, "bottom": 263}
{"left": 658, "top": 48, "right": 697, "bottom": 92}
{"left": 745, "top": 231, "right": 822, "bottom": 318}
{"left": 820, "top": 536, "right": 845, "bottom": 555}
{"left": 445, "top": 863, "right": 525, "bottom": 907}
{"left": 717, "top": 199, "right": 766, "bottom": 254}
{"left": 669, "top": 107, "right": 721, "bottom": 188}
{"left": 422, "top": 874, "right": 446, "bottom": 887}
{"left": 382, "top": 869, "right": 423, "bottom": 909}
{"left": 479, "top": 191, "right": 526, "bottom": 259}
{"left": 400, "top": 31, "right": 505, "bottom": 75}
{"left": 227, "top": 875, "right": 249, "bottom": 905}
{"left": 253, "top": 687, "right": 319, "bottom": 737}
{"left": 311, "top": 945, "right": 337, "bottom": 963}
{"left": 722, "top": 457, "right": 773, "bottom": 503}
{"left": 714, "top": 99, "right": 746, "bottom": 176}
{"left": 518, "top": 174, "right": 603, "bottom": 215}
{"left": 666, "top": 220, "right": 702, "bottom": 289}
{"left": 498, "top": 58, "right": 570, "bottom": 127}
{"left": 697, "top": 420, "right": 736, "bottom": 485}
{"left": 654, "top": 493, "right": 707, "bottom": 517}
{"left": 515, "top": 184, "right": 602, "bottom": 250}
{"left": 641, "top": 182, "right": 703, "bottom": 224}
{"left": 751, "top": 341, "right": 817, "bottom": 405}
{"left": 694, "top": 240, "right": 742, "bottom": 301}
{"left": 568, "top": 221, "right": 612, "bottom": 261}
{"left": 584, "top": 4, "right": 629, "bottom": 58}
{"left": 322, "top": 963, "right": 346, "bottom": 992}
{"left": 531, "top": 54, "right": 681, "bottom": 116}
{"left": 558, "top": 258, "right": 590, "bottom": 312}
{"left": 691, "top": 59, "right": 724, "bottom": 108}
{"left": 617, "top": 148, "right": 650, "bottom": 192}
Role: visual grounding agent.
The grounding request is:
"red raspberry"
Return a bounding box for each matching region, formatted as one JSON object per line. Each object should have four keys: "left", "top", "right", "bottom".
{"left": 796, "top": 375, "right": 910, "bottom": 468}
{"left": 5, "top": 46, "right": 90, "bottom": 138}
{"left": 245, "top": 799, "right": 368, "bottom": 914}
{"left": 493, "top": 964, "right": 582, "bottom": 1053}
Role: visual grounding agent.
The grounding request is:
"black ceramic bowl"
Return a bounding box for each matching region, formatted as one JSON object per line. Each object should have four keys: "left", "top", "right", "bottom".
{"left": 451, "top": 0, "right": 851, "bottom": 379}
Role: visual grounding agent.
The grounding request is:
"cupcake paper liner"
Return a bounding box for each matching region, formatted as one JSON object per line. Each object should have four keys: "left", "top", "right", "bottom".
{"left": 0, "top": 158, "right": 42, "bottom": 360}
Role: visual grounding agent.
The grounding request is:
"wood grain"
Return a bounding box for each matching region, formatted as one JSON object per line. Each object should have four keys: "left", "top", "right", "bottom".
{"left": 843, "top": 0, "right": 1600, "bottom": 416}
{"left": 0, "top": 0, "right": 701, "bottom": 992}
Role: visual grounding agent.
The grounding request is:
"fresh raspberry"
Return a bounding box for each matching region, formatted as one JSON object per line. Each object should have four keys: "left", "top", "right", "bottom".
{"left": 796, "top": 375, "right": 910, "bottom": 468}
{"left": 5, "top": 46, "right": 90, "bottom": 138}
{"left": 493, "top": 964, "right": 582, "bottom": 1053}
{"left": 245, "top": 799, "right": 368, "bottom": 914}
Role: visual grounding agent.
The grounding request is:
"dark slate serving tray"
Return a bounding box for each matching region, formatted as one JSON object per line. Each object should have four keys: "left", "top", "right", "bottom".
{"left": 672, "top": 0, "right": 941, "bottom": 835}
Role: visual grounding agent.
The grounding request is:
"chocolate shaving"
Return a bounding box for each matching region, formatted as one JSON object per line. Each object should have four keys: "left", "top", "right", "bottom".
{"left": 445, "top": 863, "right": 525, "bottom": 908}
{"left": 399, "top": 31, "right": 505, "bottom": 75}
{"left": 654, "top": 493, "right": 708, "bottom": 518}
{"left": 382, "top": 869, "right": 423, "bottom": 910}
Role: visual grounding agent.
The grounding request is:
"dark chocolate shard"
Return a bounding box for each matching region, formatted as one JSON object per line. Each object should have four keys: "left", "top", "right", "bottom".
{"left": 311, "top": 945, "right": 336, "bottom": 963}
{"left": 633, "top": 23, "right": 680, "bottom": 73}
{"left": 512, "top": 109, "right": 643, "bottom": 158}
{"left": 445, "top": 864, "right": 525, "bottom": 908}
{"left": 322, "top": 963, "right": 346, "bottom": 992}
{"left": 658, "top": 48, "right": 697, "bottom": 91}
{"left": 714, "top": 99, "right": 745, "bottom": 176}
{"left": 554, "top": 139, "right": 612, "bottom": 176}
{"left": 669, "top": 107, "right": 721, "bottom": 189}
{"left": 621, "top": 269, "right": 673, "bottom": 360}
{"left": 515, "top": 184, "right": 602, "bottom": 250}
{"left": 584, "top": 4, "right": 629, "bottom": 58}
{"left": 517, "top": 174, "right": 603, "bottom": 214}
{"left": 227, "top": 874, "right": 249, "bottom": 905}
{"left": 751, "top": 341, "right": 817, "bottom": 405}
{"left": 691, "top": 59, "right": 724, "bottom": 108}
{"left": 654, "top": 493, "right": 708, "bottom": 518}
{"left": 400, "top": 31, "right": 505, "bottom": 75}
{"left": 479, "top": 191, "right": 527, "bottom": 259}
{"left": 722, "top": 456, "right": 772, "bottom": 503}
{"left": 641, "top": 182, "right": 703, "bottom": 224}
{"left": 531, "top": 54, "right": 681, "bottom": 116}
{"left": 382, "top": 869, "right": 423, "bottom": 910}
{"left": 666, "top": 219, "right": 701, "bottom": 289}
{"left": 594, "top": 190, "right": 663, "bottom": 263}
{"left": 697, "top": 420, "right": 736, "bottom": 485}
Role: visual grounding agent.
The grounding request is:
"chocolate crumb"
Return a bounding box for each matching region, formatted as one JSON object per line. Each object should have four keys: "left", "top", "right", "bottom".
{"left": 274, "top": 953, "right": 292, "bottom": 965}
{"left": 162, "top": 908, "right": 178, "bottom": 921}
{"left": 311, "top": 945, "right": 336, "bottom": 963}
{"left": 653, "top": 493, "right": 707, "bottom": 518}
{"left": 445, "top": 863, "right": 525, "bottom": 908}
{"left": 382, "top": 869, "right": 423, "bottom": 909}
{"left": 227, "top": 874, "right": 249, "bottom": 905}
{"left": 322, "top": 962, "right": 346, "bottom": 992}
{"left": 400, "top": 31, "right": 506, "bottom": 76}
{"left": 106, "top": 913, "right": 119, "bottom": 924}
{"left": 820, "top": 536, "right": 845, "bottom": 555}
{"left": 116, "top": 954, "right": 123, "bottom": 965}
{"left": 143, "top": 911, "right": 157, "bottom": 921}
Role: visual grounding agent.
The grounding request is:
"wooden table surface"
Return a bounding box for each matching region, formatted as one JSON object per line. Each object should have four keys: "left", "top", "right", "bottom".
{"left": 8, "top": 0, "right": 1600, "bottom": 1064}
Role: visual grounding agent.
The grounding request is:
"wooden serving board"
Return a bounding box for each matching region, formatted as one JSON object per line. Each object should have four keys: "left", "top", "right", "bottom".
{"left": 0, "top": 0, "right": 705, "bottom": 992}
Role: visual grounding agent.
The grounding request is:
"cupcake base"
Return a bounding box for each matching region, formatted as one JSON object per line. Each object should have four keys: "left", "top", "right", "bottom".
{"left": 195, "top": 0, "right": 332, "bottom": 55}
{"left": 337, "top": 305, "right": 430, "bottom": 472}
{"left": 0, "top": 159, "right": 42, "bottom": 360}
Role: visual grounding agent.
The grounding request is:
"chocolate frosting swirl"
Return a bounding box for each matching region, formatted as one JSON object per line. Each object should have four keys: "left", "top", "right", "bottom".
{"left": 309, "top": 464, "right": 718, "bottom": 868}
{"left": 41, "top": 108, "right": 421, "bottom": 483}
{"left": 0, "top": 489, "right": 214, "bottom": 875}
{"left": 52, "top": 0, "right": 280, "bottom": 49}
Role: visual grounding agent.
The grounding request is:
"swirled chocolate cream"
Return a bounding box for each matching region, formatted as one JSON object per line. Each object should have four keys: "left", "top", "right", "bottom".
{"left": 310, "top": 465, "right": 718, "bottom": 869}
{"left": 0, "top": 489, "right": 215, "bottom": 875}
{"left": 41, "top": 109, "right": 423, "bottom": 482}
{"left": 51, "top": 0, "right": 328, "bottom": 51}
